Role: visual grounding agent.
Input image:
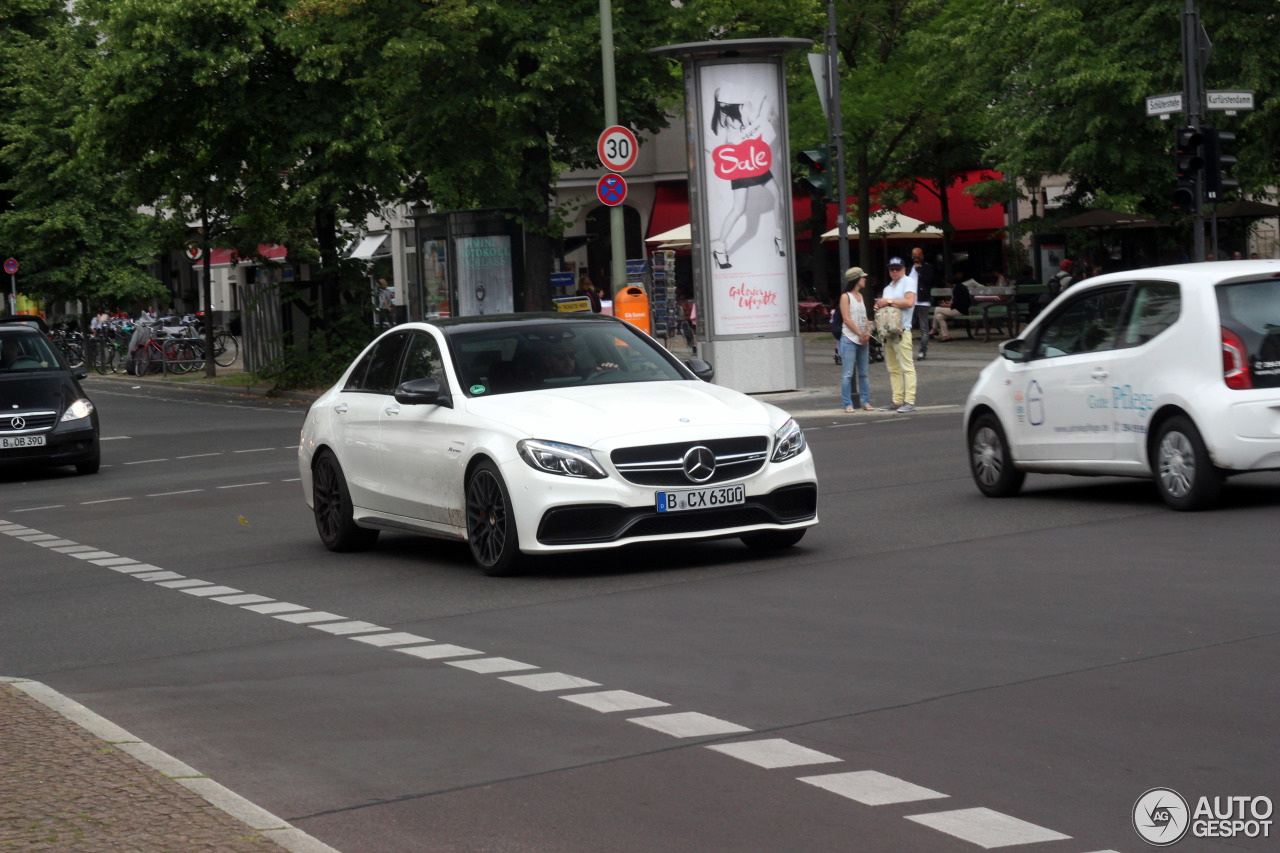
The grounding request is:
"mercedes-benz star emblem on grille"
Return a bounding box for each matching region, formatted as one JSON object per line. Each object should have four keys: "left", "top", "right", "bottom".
{"left": 10, "top": 416, "right": 25, "bottom": 430}
{"left": 682, "top": 446, "right": 716, "bottom": 483}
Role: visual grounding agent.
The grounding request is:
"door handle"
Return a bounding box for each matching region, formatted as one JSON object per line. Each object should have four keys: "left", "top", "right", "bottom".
{"left": 384, "top": 406, "right": 400, "bottom": 416}
{"left": 1091, "top": 369, "right": 1109, "bottom": 380}
{"left": 333, "top": 403, "right": 348, "bottom": 414}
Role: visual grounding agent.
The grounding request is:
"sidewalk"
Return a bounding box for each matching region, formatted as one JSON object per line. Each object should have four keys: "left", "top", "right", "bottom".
{"left": 0, "top": 678, "right": 338, "bottom": 853}
{"left": 83, "top": 329, "right": 1008, "bottom": 414}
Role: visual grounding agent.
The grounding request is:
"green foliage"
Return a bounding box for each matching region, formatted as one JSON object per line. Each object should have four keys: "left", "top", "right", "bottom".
{"left": 0, "top": 7, "right": 165, "bottom": 309}
{"left": 256, "top": 309, "right": 375, "bottom": 392}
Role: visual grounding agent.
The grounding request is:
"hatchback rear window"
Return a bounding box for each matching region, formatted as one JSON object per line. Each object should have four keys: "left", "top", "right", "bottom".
{"left": 1216, "top": 279, "right": 1280, "bottom": 388}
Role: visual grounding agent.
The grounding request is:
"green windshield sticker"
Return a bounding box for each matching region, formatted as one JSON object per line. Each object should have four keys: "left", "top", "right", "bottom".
{"left": 470, "top": 384, "right": 486, "bottom": 395}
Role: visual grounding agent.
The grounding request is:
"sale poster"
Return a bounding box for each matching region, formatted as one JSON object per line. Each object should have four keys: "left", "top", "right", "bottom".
{"left": 697, "top": 61, "right": 791, "bottom": 336}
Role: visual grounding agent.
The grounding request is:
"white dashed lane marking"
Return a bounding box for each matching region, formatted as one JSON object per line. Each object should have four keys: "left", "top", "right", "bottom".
{"left": 447, "top": 657, "right": 538, "bottom": 674}
{"left": 13, "top": 505, "right": 66, "bottom": 512}
{"left": 148, "top": 489, "right": 203, "bottom": 497}
{"left": 707, "top": 738, "right": 841, "bottom": 769}
{"left": 242, "top": 602, "right": 306, "bottom": 615}
{"left": 501, "top": 672, "right": 601, "bottom": 692}
{"left": 182, "top": 585, "right": 242, "bottom": 597}
{"left": 351, "top": 631, "right": 432, "bottom": 647}
{"left": 627, "top": 712, "right": 751, "bottom": 739}
{"left": 798, "top": 770, "right": 948, "bottom": 805}
{"left": 3, "top": 519, "right": 1086, "bottom": 850}
{"left": 562, "top": 690, "right": 669, "bottom": 714}
{"left": 217, "top": 482, "right": 269, "bottom": 489}
{"left": 80, "top": 498, "right": 132, "bottom": 505}
{"left": 905, "top": 807, "right": 1071, "bottom": 847}
{"left": 395, "top": 644, "right": 482, "bottom": 660}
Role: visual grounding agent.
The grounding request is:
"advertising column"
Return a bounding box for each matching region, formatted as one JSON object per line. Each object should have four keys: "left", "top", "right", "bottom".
{"left": 650, "top": 39, "right": 810, "bottom": 393}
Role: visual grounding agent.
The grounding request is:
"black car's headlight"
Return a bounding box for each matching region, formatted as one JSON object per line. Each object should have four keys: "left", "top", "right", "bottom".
{"left": 770, "top": 418, "right": 806, "bottom": 462}
{"left": 61, "top": 398, "right": 94, "bottom": 423}
{"left": 517, "top": 439, "right": 607, "bottom": 479}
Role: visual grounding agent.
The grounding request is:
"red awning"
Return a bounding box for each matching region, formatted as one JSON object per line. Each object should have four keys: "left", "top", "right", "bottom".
{"left": 647, "top": 183, "right": 689, "bottom": 238}
{"left": 799, "top": 169, "right": 1006, "bottom": 241}
{"left": 898, "top": 170, "right": 1005, "bottom": 240}
{"left": 207, "top": 244, "right": 288, "bottom": 267}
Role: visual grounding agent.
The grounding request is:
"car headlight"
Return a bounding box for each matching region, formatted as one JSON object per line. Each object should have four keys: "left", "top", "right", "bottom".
{"left": 770, "top": 418, "right": 806, "bottom": 462}
{"left": 61, "top": 398, "right": 94, "bottom": 422}
{"left": 517, "top": 439, "right": 607, "bottom": 479}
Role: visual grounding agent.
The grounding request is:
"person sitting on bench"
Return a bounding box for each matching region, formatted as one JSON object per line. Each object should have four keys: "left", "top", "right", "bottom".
{"left": 931, "top": 276, "right": 972, "bottom": 341}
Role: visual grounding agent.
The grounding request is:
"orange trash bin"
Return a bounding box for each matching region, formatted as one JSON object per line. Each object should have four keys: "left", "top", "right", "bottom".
{"left": 613, "top": 286, "right": 651, "bottom": 336}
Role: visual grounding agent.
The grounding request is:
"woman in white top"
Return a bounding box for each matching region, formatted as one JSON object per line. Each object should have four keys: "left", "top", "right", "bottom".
{"left": 839, "top": 266, "right": 873, "bottom": 411}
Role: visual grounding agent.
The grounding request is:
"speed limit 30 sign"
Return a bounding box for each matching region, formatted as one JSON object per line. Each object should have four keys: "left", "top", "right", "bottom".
{"left": 597, "top": 125, "right": 638, "bottom": 173}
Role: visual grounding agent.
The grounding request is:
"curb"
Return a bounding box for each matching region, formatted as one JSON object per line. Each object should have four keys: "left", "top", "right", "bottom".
{"left": 84, "top": 372, "right": 320, "bottom": 405}
{"left": 1, "top": 676, "right": 340, "bottom": 853}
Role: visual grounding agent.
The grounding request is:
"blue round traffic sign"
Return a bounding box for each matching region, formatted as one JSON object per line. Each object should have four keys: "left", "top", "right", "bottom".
{"left": 597, "top": 174, "right": 628, "bottom": 207}
{"left": 3, "top": 258, "right": 17, "bottom": 275}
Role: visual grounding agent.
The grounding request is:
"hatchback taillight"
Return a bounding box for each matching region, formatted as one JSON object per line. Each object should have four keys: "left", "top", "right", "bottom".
{"left": 1222, "top": 326, "right": 1252, "bottom": 390}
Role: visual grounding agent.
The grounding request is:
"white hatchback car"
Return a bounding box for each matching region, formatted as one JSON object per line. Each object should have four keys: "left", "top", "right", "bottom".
{"left": 965, "top": 260, "right": 1280, "bottom": 509}
{"left": 299, "top": 313, "right": 818, "bottom": 574}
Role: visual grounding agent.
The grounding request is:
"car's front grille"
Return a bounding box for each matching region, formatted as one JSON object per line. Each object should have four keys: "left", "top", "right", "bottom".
{"left": 0, "top": 410, "right": 58, "bottom": 433}
{"left": 536, "top": 484, "right": 817, "bottom": 545}
{"left": 610, "top": 436, "right": 769, "bottom": 486}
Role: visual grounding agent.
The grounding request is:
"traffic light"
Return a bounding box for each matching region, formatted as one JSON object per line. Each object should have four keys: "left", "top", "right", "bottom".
{"left": 1172, "top": 125, "right": 1203, "bottom": 210}
{"left": 1202, "top": 125, "right": 1238, "bottom": 201}
{"left": 798, "top": 145, "right": 831, "bottom": 199}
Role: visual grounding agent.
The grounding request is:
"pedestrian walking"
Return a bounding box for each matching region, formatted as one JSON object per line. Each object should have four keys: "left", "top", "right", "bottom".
{"left": 873, "top": 256, "right": 917, "bottom": 413}
{"left": 838, "top": 266, "right": 874, "bottom": 412}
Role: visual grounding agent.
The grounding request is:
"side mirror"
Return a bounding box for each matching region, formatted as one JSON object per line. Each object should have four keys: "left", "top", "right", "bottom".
{"left": 1000, "top": 339, "right": 1027, "bottom": 362}
{"left": 685, "top": 357, "right": 715, "bottom": 382}
{"left": 394, "top": 377, "right": 453, "bottom": 408}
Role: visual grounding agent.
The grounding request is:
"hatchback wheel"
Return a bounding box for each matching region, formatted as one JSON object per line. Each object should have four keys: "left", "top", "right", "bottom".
{"left": 312, "top": 450, "right": 379, "bottom": 551}
{"left": 466, "top": 461, "right": 522, "bottom": 576}
{"left": 969, "top": 413, "right": 1024, "bottom": 497}
{"left": 1154, "top": 415, "right": 1222, "bottom": 511}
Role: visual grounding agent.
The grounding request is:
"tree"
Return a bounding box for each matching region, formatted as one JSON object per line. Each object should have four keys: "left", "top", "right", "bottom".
{"left": 373, "top": 0, "right": 683, "bottom": 306}
{"left": 0, "top": 3, "right": 165, "bottom": 315}
{"left": 80, "top": 0, "right": 410, "bottom": 379}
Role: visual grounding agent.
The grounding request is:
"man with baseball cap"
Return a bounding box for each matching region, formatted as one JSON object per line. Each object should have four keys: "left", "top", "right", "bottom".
{"left": 872, "top": 256, "right": 917, "bottom": 413}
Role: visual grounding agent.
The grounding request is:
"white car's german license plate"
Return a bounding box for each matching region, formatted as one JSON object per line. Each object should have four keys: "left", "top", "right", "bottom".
{"left": 0, "top": 434, "right": 45, "bottom": 449}
{"left": 657, "top": 483, "right": 745, "bottom": 513}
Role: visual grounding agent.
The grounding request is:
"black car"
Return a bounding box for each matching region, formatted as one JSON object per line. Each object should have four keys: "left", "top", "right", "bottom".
{"left": 0, "top": 325, "right": 100, "bottom": 474}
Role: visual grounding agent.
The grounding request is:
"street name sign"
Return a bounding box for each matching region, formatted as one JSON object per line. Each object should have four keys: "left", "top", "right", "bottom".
{"left": 1206, "top": 90, "right": 1254, "bottom": 114}
{"left": 1146, "top": 93, "right": 1183, "bottom": 117}
{"left": 597, "top": 125, "right": 638, "bottom": 173}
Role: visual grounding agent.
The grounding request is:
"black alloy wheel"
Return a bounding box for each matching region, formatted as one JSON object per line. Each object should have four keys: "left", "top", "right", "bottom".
{"left": 968, "top": 412, "right": 1025, "bottom": 497}
{"left": 465, "top": 460, "right": 522, "bottom": 576}
{"left": 312, "top": 450, "right": 379, "bottom": 551}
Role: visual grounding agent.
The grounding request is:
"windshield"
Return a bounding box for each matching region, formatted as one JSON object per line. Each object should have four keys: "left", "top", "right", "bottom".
{"left": 0, "top": 330, "right": 62, "bottom": 373}
{"left": 449, "top": 321, "right": 690, "bottom": 397}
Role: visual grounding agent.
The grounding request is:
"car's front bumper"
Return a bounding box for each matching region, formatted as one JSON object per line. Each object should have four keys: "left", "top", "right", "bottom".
{"left": 0, "top": 423, "right": 98, "bottom": 469}
{"left": 500, "top": 449, "right": 818, "bottom": 554}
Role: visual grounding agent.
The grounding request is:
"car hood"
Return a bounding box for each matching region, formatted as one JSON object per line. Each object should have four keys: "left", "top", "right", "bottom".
{"left": 0, "top": 374, "right": 78, "bottom": 412}
{"left": 461, "top": 380, "right": 786, "bottom": 447}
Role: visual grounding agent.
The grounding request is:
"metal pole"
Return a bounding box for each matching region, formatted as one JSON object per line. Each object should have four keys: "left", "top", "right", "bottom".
{"left": 600, "top": 0, "right": 626, "bottom": 299}
{"left": 8, "top": 274, "right": 15, "bottom": 315}
{"left": 1182, "top": 0, "right": 1204, "bottom": 261}
{"left": 827, "top": 1, "right": 849, "bottom": 276}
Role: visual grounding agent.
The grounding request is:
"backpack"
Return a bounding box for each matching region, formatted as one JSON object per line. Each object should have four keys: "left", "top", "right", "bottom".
{"left": 1047, "top": 270, "right": 1072, "bottom": 297}
{"left": 829, "top": 296, "right": 844, "bottom": 339}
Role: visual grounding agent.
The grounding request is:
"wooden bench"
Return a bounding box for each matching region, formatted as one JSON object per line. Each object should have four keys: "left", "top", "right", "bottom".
{"left": 929, "top": 287, "right": 1014, "bottom": 341}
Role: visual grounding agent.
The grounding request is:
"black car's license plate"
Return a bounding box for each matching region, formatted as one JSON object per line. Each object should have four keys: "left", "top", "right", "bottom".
{"left": 0, "top": 434, "right": 46, "bottom": 449}
{"left": 656, "top": 483, "right": 745, "bottom": 513}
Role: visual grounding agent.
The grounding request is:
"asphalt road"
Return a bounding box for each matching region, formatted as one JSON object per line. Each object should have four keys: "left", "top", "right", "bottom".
{"left": 2, "top": 373, "right": 1277, "bottom": 853}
